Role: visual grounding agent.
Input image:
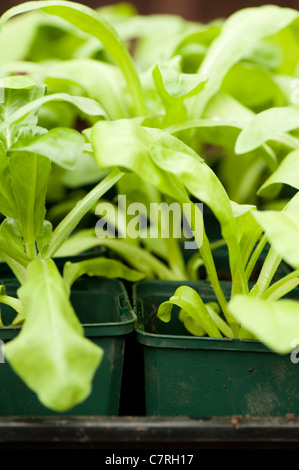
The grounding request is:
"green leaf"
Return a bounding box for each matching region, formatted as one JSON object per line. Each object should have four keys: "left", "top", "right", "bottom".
{"left": 0, "top": 84, "right": 46, "bottom": 149}
{"left": 63, "top": 257, "right": 145, "bottom": 289}
{"left": 178, "top": 308, "right": 206, "bottom": 336}
{"left": 91, "top": 119, "right": 190, "bottom": 203}
{"left": 221, "top": 62, "right": 285, "bottom": 110}
{"left": 149, "top": 143, "right": 248, "bottom": 296}
{"left": 252, "top": 204, "right": 299, "bottom": 269}
{"left": 9, "top": 127, "right": 85, "bottom": 170}
{"left": 258, "top": 149, "right": 299, "bottom": 197}
{"left": 1, "top": 0, "right": 145, "bottom": 116}
{"left": 0, "top": 10, "right": 42, "bottom": 63}
{"left": 0, "top": 218, "right": 25, "bottom": 256}
{"left": 167, "top": 93, "right": 278, "bottom": 171}
{"left": 55, "top": 229, "right": 177, "bottom": 281}
{"left": 157, "top": 285, "right": 222, "bottom": 338}
{"left": 40, "top": 59, "right": 130, "bottom": 120}
{"left": 60, "top": 151, "right": 106, "bottom": 189}
{"left": 228, "top": 294, "right": 299, "bottom": 354}
{"left": 0, "top": 146, "right": 17, "bottom": 218}
{"left": 0, "top": 59, "right": 131, "bottom": 120}
{"left": 5, "top": 259, "right": 103, "bottom": 411}
{"left": 0, "top": 92, "right": 108, "bottom": 135}
{"left": 0, "top": 218, "right": 30, "bottom": 267}
{"left": 152, "top": 59, "right": 207, "bottom": 101}
{"left": 235, "top": 107, "right": 299, "bottom": 155}
{"left": 188, "top": 5, "right": 299, "bottom": 117}
{"left": 45, "top": 168, "right": 124, "bottom": 259}
{"left": 9, "top": 152, "right": 51, "bottom": 256}
{"left": 0, "top": 75, "right": 35, "bottom": 90}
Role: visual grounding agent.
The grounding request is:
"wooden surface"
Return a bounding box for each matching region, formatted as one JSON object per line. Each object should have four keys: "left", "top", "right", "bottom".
{"left": 0, "top": 415, "right": 299, "bottom": 449}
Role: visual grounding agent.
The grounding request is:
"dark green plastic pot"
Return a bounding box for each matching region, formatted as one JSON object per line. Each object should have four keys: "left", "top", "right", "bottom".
{"left": 134, "top": 280, "right": 299, "bottom": 417}
{"left": 0, "top": 278, "right": 136, "bottom": 417}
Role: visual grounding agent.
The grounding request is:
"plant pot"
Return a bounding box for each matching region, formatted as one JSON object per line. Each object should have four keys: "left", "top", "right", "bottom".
{"left": 134, "top": 279, "right": 299, "bottom": 417}
{"left": 0, "top": 277, "right": 136, "bottom": 416}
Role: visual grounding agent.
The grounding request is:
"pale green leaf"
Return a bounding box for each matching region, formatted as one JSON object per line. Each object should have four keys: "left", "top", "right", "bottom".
{"left": 5, "top": 259, "right": 103, "bottom": 411}
{"left": 63, "top": 257, "right": 145, "bottom": 288}
{"left": 235, "top": 107, "right": 299, "bottom": 155}
{"left": 9, "top": 127, "right": 85, "bottom": 170}
{"left": 228, "top": 294, "right": 299, "bottom": 354}
{"left": 258, "top": 149, "right": 299, "bottom": 197}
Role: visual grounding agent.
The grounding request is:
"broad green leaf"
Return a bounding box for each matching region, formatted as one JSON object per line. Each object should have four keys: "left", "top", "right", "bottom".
{"left": 188, "top": 5, "right": 299, "bottom": 117}
{"left": 0, "top": 218, "right": 25, "bottom": 257}
{"left": 1, "top": 0, "right": 146, "bottom": 116}
{"left": 60, "top": 152, "right": 106, "bottom": 189}
{"left": 0, "top": 84, "right": 46, "bottom": 149}
{"left": 178, "top": 309, "right": 206, "bottom": 336}
{"left": 0, "top": 59, "right": 131, "bottom": 120}
{"left": 235, "top": 107, "right": 299, "bottom": 154}
{"left": 115, "top": 14, "right": 187, "bottom": 70}
{"left": 173, "top": 24, "right": 222, "bottom": 73}
{"left": 63, "top": 257, "right": 145, "bottom": 288}
{"left": 0, "top": 218, "right": 30, "bottom": 267}
{"left": 9, "top": 127, "right": 85, "bottom": 170}
{"left": 0, "top": 146, "right": 17, "bottom": 218}
{"left": 9, "top": 152, "right": 51, "bottom": 255}
{"left": 0, "top": 11, "right": 42, "bottom": 62}
{"left": 228, "top": 294, "right": 299, "bottom": 354}
{"left": 40, "top": 59, "right": 129, "bottom": 120}
{"left": 258, "top": 149, "right": 299, "bottom": 197}
{"left": 157, "top": 285, "right": 222, "bottom": 338}
{"left": 0, "top": 92, "right": 108, "bottom": 135}
{"left": 252, "top": 206, "right": 299, "bottom": 269}
{"left": 5, "top": 259, "right": 103, "bottom": 411}
{"left": 153, "top": 60, "right": 207, "bottom": 101}
{"left": 167, "top": 93, "right": 277, "bottom": 172}
{"left": 91, "top": 119, "right": 190, "bottom": 203}
{"left": 0, "top": 75, "right": 35, "bottom": 89}
{"left": 167, "top": 117, "right": 242, "bottom": 150}
{"left": 221, "top": 62, "right": 285, "bottom": 110}
{"left": 149, "top": 143, "right": 248, "bottom": 296}
{"left": 152, "top": 59, "right": 207, "bottom": 126}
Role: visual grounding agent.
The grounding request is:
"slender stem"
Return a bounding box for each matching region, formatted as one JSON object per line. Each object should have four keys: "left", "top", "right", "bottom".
{"left": 183, "top": 204, "right": 240, "bottom": 335}
{"left": 251, "top": 247, "right": 282, "bottom": 297}
{"left": 245, "top": 234, "right": 268, "bottom": 282}
{"left": 45, "top": 168, "right": 124, "bottom": 259}
{"left": 262, "top": 268, "right": 299, "bottom": 301}
{"left": 91, "top": 238, "right": 179, "bottom": 280}
{"left": 0, "top": 295, "right": 24, "bottom": 317}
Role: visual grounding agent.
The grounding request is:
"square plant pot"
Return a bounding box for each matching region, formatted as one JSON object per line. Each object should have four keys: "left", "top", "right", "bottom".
{"left": 0, "top": 277, "right": 136, "bottom": 417}
{"left": 134, "top": 279, "right": 299, "bottom": 417}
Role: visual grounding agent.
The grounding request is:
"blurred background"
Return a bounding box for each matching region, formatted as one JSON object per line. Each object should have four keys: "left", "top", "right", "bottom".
{"left": 1, "top": 0, "right": 299, "bottom": 21}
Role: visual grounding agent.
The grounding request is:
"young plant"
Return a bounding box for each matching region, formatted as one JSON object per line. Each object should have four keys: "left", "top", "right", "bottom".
{"left": 156, "top": 144, "right": 299, "bottom": 355}
{"left": 0, "top": 74, "right": 146, "bottom": 412}
{"left": 81, "top": 112, "right": 299, "bottom": 355}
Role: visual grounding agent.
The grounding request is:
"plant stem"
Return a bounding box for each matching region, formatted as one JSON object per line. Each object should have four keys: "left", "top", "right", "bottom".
{"left": 45, "top": 168, "right": 124, "bottom": 259}
{"left": 245, "top": 234, "right": 268, "bottom": 282}
{"left": 262, "top": 268, "right": 299, "bottom": 301}
{"left": 251, "top": 246, "right": 282, "bottom": 297}
{"left": 183, "top": 204, "right": 239, "bottom": 335}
